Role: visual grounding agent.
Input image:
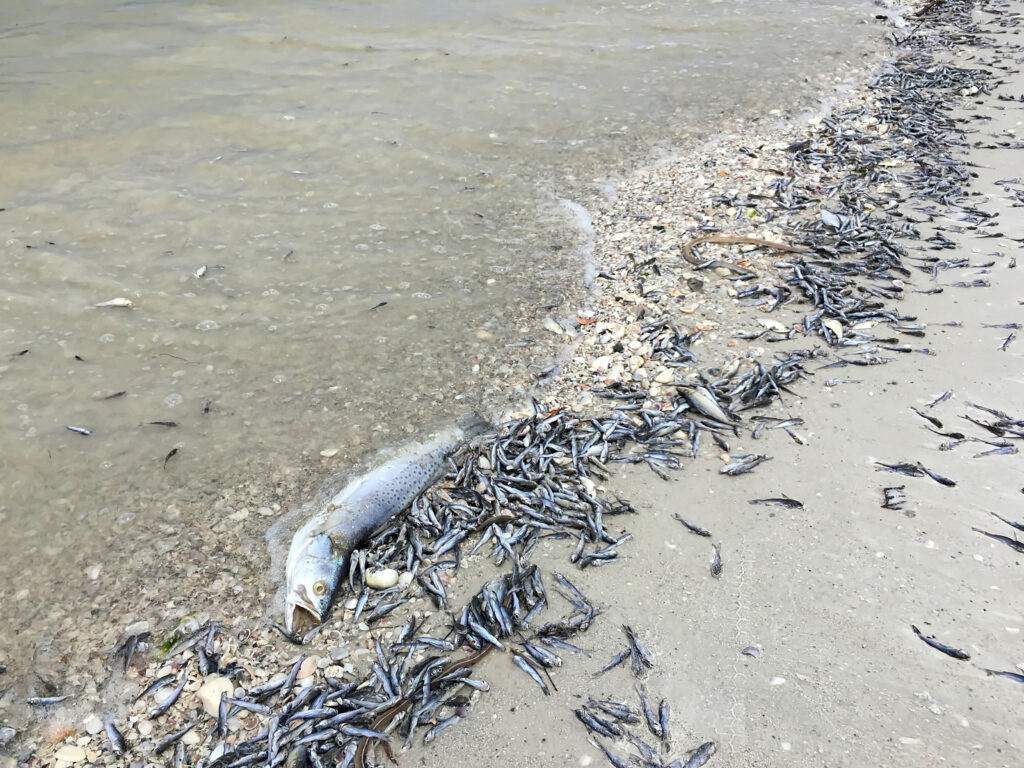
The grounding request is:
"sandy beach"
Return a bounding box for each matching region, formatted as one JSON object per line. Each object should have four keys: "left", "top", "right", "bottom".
{"left": 3, "top": 1, "right": 1023, "bottom": 767}
{"left": 408, "top": 4, "right": 1024, "bottom": 767}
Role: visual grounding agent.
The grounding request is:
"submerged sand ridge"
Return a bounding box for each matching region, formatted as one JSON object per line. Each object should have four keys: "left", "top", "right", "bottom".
{"left": 3, "top": 0, "right": 1024, "bottom": 767}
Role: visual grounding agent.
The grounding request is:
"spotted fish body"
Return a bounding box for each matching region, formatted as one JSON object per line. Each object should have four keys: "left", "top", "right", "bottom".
{"left": 284, "top": 424, "right": 475, "bottom": 632}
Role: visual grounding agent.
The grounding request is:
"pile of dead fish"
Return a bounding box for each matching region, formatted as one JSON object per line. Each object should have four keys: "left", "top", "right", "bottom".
{"left": 86, "top": 1, "right": 1022, "bottom": 767}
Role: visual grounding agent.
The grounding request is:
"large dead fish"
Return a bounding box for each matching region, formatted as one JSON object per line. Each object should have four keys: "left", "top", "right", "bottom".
{"left": 284, "top": 417, "right": 487, "bottom": 633}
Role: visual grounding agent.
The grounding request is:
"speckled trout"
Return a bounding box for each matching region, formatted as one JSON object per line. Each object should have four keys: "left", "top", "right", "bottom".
{"left": 284, "top": 419, "right": 486, "bottom": 633}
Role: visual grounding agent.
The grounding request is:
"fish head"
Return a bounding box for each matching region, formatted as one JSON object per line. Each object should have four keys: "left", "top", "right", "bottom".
{"left": 284, "top": 532, "right": 342, "bottom": 634}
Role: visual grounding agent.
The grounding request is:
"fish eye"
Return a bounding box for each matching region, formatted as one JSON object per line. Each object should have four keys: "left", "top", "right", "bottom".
{"left": 312, "top": 580, "right": 327, "bottom": 597}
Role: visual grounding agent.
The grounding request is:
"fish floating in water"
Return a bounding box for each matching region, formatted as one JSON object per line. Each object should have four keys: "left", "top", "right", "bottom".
{"left": 283, "top": 417, "right": 488, "bottom": 633}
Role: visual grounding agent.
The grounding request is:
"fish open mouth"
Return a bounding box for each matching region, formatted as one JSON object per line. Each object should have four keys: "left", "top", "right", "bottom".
{"left": 285, "top": 588, "right": 321, "bottom": 635}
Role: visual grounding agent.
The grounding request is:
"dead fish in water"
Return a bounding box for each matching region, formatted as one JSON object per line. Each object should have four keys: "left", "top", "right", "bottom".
{"left": 710, "top": 543, "right": 723, "bottom": 578}
{"left": 26, "top": 695, "right": 69, "bottom": 706}
{"left": 971, "top": 527, "right": 1024, "bottom": 554}
{"left": 672, "top": 514, "right": 711, "bottom": 537}
{"left": 719, "top": 453, "right": 770, "bottom": 475}
{"left": 283, "top": 417, "right": 488, "bottom": 633}
{"left": 982, "top": 668, "right": 1024, "bottom": 684}
{"left": 749, "top": 497, "right": 803, "bottom": 509}
{"left": 911, "top": 625, "right": 970, "bottom": 661}
{"left": 881, "top": 486, "right": 906, "bottom": 511}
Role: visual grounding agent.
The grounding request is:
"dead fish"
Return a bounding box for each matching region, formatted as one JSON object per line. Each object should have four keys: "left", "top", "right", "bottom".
{"left": 94, "top": 297, "right": 134, "bottom": 308}
{"left": 926, "top": 390, "right": 953, "bottom": 408}
{"left": 593, "top": 648, "right": 630, "bottom": 677}
{"left": 740, "top": 646, "right": 761, "bottom": 658}
{"left": 911, "top": 625, "right": 970, "bottom": 661}
{"left": 672, "top": 514, "right": 711, "bottom": 537}
{"left": 66, "top": 426, "right": 91, "bottom": 436}
{"left": 974, "top": 445, "right": 1017, "bottom": 457}
{"left": 636, "top": 684, "right": 662, "bottom": 739}
{"left": 512, "top": 653, "right": 551, "bottom": 695}
{"left": 971, "top": 527, "right": 1024, "bottom": 553}
{"left": 680, "top": 386, "right": 734, "bottom": 423}
{"left": 881, "top": 486, "right": 906, "bottom": 511}
{"left": 875, "top": 461, "right": 924, "bottom": 477}
{"left": 284, "top": 417, "right": 488, "bottom": 633}
{"left": 682, "top": 740, "right": 717, "bottom": 768}
{"left": 982, "top": 668, "right": 1024, "bottom": 684}
{"left": 910, "top": 407, "right": 942, "bottom": 429}
{"left": 989, "top": 511, "right": 1024, "bottom": 532}
{"left": 163, "top": 447, "right": 179, "bottom": 470}
{"left": 134, "top": 674, "right": 175, "bottom": 702}
{"left": 26, "top": 695, "right": 69, "bottom": 706}
{"left": 575, "top": 708, "right": 622, "bottom": 739}
{"left": 710, "top": 543, "right": 723, "bottom": 578}
{"left": 148, "top": 675, "right": 187, "bottom": 718}
{"left": 588, "top": 738, "right": 631, "bottom": 768}
{"left": 719, "top": 454, "right": 770, "bottom": 475}
{"left": 104, "top": 718, "right": 126, "bottom": 754}
{"left": 917, "top": 463, "right": 955, "bottom": 487}
{"left": 982, "top": 322, "right": 1021, "bottom": 329}
{"left": 749, "top": 497, "right": 803, "bottom": 509}
{"left": 622, "top": 625, "right": 654, "bottom": 677}
{"left": 1000, "top": 333, "right": 1015, "bottom": 351}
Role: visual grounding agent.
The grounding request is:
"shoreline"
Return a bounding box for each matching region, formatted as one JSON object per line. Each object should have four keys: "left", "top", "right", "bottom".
{"left": 6, "top": 1, "right": 1024, "bottom": 766}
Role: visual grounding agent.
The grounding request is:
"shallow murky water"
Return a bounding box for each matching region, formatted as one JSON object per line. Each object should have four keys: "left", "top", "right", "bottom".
{"left": 0, "top": 0, "right": 875, "bottom": 731}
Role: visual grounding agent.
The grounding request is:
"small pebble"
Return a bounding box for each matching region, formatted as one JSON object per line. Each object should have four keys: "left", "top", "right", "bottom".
{"left": 320, "top": 448, "right": 339, "bottom": 458}
{"left": 365, "top": 568, "right": 400, "bottom": 590}
{"left": 54, "top": 746, "right": 87, "bottom": 763}
{"left": 82, "top": 715, "right": 103, "bottom": 735}
{"left": 196, "top": 675, "right": 233, "bottom": 716}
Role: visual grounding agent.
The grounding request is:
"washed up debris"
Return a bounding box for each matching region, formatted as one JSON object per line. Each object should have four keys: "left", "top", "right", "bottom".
{"left": 911, "top": 625, "right": 971, "bottom": 661}
{"left": 881, "top": 486, "right": 907, "bottom": 511}
{"left": 94, "top": 297, "right": 134, "bottom": 308}
{"left": 749, "top": 497, "right": 803, "bottom": 509}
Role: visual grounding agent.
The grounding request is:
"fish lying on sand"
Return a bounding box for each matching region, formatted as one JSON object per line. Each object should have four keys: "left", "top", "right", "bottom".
{"left": 283, "top": 416, "right": 488, "bottom": 633}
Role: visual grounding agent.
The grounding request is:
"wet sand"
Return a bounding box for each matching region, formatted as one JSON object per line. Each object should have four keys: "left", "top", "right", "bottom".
{"left": 4, "top": 1, "right": 1024, "bottom": 767}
